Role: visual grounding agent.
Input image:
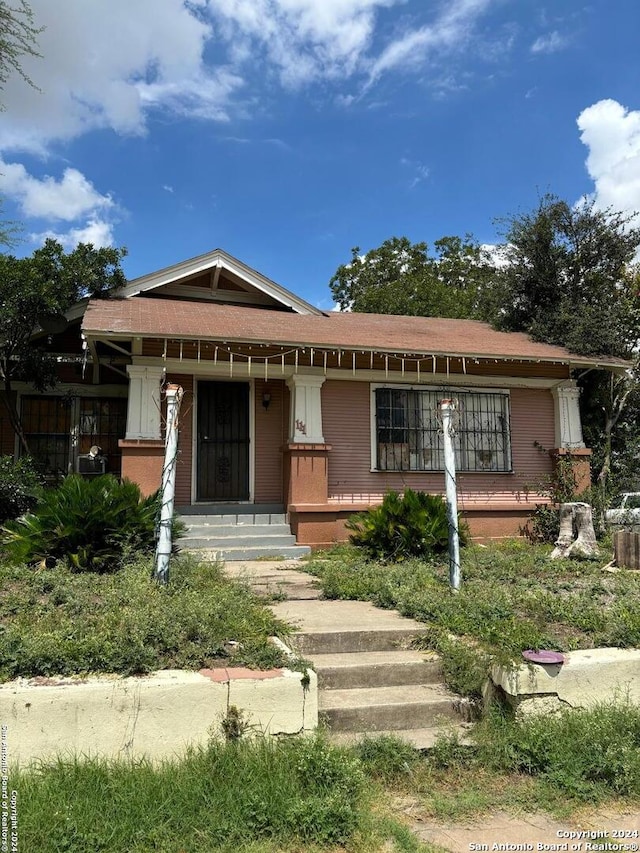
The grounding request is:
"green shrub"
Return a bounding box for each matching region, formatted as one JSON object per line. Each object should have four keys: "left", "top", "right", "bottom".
{"left": 476, "top": 702, "right": 640, "bottom": 799}
{"left": 346, "top": 488, "right": 467, "bottom": 562}
{"left": 1, "top": 474, "right": 174, "bottom": 571}
{"left": 0, "top": 455, "right": 43, "bottom": 523}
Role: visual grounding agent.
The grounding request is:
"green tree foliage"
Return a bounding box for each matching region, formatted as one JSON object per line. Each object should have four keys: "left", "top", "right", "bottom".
{"left": 0, "top": 239, "right": 127, "bottom": 450}
{"left": 329, "top": 235, "right": 494, "bottom": 318}
{"left": 493, "top": 195, "right": 640, "bottom": 357}
{"left": 494, "top": 195, "right": 640, "bottom": 499}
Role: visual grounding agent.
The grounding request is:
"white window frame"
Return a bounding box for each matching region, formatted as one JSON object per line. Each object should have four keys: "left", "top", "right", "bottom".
{"left": 370, "top": 383, "right": 513, "bottom": 474}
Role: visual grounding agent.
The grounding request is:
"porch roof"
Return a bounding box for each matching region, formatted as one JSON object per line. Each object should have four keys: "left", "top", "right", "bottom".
{"left": 83, "top": 296, "right": 629, "bottom": 369}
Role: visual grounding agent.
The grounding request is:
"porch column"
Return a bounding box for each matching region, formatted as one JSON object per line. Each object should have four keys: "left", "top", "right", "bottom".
{"left": 551, "top": 382, "right": 585, "bottom": 449}
{"left": 286, "top": 374, "right": 325, "bottom": 444}
{"left": 119, "top": 364, "right": 165, "bottom": 495}
{"left": 125, "top": 364, "right": 164, "bottom": 440}
{"left": 284, "top": 374, "right": 331, "bottom": 508}
{"left": 550, "top": 382, "right": 591, "bottom": 495}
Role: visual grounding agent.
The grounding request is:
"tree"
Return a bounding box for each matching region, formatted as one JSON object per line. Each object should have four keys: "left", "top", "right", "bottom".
{"left": 329, "top": 235, "right": 495, "bottom": 319}
{"left": 0, "top": 239, "right": 127, "bottom": 452}
{"left": 494, "top": 195, "right": 640, "bottom": 500}
{"left": 494, "top": 195, "right": 640, "bottom": 356}
{"left": 0, "top": 0, "right": 42, "bottom": 106}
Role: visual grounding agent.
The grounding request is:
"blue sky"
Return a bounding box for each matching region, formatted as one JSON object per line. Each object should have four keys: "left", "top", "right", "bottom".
{"left": 1, "top": 0, "right": 639, "bottom": 309}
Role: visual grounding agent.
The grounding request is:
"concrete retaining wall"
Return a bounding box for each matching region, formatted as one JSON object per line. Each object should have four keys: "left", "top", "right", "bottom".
{"left": 0, "top": 665, "right": 318, "bottom": 767}
{"left": 491, "top": 648, "right": 640, "bottom": 717}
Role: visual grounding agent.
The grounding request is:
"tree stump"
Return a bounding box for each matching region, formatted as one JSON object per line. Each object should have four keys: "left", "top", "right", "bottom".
{"left": 550, "top": 502, "right": 599, "bottom": 560}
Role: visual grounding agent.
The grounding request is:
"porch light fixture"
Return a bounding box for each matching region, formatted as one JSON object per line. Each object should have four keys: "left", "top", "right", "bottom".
{"left": 262, "top": 391, "right": 271, "bottom": 410}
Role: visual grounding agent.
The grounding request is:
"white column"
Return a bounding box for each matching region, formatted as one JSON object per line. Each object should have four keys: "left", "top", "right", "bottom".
{"left": 125, "top": 365, "right": 164, "bottom": 440}
{"left": 552, "top": 383, "right": 585, "bottom": 448}
{"left": 286, "top": 374, "right": 326, "bottom": 444}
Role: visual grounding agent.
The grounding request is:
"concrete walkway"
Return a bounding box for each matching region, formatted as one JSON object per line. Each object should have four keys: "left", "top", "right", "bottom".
{"left": 224, "top": 559, "right": 640, "bottom": 852}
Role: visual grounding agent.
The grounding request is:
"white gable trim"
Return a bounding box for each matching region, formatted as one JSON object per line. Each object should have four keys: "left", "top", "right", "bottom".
{"left": 116, "top": 248, "right": 322, "bottom": 315}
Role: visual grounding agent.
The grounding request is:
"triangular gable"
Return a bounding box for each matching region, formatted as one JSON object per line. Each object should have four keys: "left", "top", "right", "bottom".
{"left": 116, "top": 248, "right": 323, "bottom": 315}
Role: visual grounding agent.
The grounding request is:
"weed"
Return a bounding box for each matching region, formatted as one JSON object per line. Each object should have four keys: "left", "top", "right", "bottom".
{"left": 11, "top": 735, "right": 367, "bottom": 852}
{"left": 0, "top": 554, "right": 291, "bottom": 680}
{"left": 221, "top": 705, "right": 250, "bottom": 741}
{"left": 355, "top": 734, "right": 419, "bottom": 783}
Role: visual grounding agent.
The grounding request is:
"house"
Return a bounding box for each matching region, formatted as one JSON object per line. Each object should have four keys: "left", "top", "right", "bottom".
{"left": 5, "top": 248, "right": 627, "bottom": 547}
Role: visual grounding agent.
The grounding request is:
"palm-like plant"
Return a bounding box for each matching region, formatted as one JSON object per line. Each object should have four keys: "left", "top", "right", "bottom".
{"left": 1, "top": 475, "right": 170, "bottom": 572}
{"left": 346, "top": 488, "right": 467, "bottom": 562}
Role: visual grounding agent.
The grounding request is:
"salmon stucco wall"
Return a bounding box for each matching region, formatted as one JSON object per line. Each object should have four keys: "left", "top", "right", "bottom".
{"left": 322, "top": 380, "right": 556, "bottom": 508}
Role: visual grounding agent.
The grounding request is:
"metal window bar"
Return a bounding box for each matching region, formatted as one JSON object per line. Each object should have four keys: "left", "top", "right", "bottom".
{"left": 376, "top": 388, "right": 511, "bottom": 472}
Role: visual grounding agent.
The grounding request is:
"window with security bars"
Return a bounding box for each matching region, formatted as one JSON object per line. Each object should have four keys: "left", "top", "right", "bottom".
{"left": 375, "top": 387, "right": 512, "bottom": 472}
{"left": 21, "top": 396, "right": 126, "bottom": 479}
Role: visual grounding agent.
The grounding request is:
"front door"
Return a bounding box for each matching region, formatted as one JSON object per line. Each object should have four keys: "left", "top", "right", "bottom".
{"left": 197, "top": 381, "right": 250, "bottom": 501}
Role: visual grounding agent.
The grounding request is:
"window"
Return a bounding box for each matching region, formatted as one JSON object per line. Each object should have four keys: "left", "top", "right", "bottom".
{"left": 21, "top": 395, "right": 127, "bottom": 479}
{"left": 374, "top": 387, "right": 512, "bottom": 473}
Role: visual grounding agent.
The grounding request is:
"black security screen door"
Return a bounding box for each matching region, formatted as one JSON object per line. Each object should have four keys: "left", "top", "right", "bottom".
{"left": 197, "top": 382, "right": 250, "bottom": 501}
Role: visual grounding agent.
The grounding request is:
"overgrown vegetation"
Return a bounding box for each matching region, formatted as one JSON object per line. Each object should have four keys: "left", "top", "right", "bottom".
{"left": 303, "top": 541, "right": 640, "bottom": 697}
{"left": 10, "top": 735, "right": 368, "bottom": 853}
{"left": 346, "top": 488, "right": 467, "bottom": 562}
{"left": 0, "top": 554, "right": 290, "bottom": 680}
{"left": 0, "top": 454, "right": 42, "bottom": 522}
{"left": 1, "top": 474, "right": 176, "bottom": 572}
{"left": 12, "top": 705, "right": 640, "bottom": 851}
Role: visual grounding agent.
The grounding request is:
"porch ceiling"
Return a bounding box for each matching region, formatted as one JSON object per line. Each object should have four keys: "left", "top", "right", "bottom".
{"left": 82, "top": 296, "right": 629, "bottom": 371}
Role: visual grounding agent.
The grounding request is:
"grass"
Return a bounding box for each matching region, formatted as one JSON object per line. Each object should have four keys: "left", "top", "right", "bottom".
{"left": 0, "top": 553, "right": 293, "bottom": 680}
{"left": 300, "top": 540, "right": 640, "bottom": 696}
{"left": 12, "top": 707, "right": 640, "bottom": 852}
{"left": 9, "top": 734, "right": 429, "bottom": 853}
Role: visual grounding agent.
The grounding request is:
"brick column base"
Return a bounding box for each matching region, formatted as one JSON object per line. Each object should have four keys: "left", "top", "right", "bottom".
{"left": 283, "top": 443, "right": 331, "bottom": 506}
{"left": 550, "top": 447, "right": 593, "bottom": 496}
{"left": 119, "top": 439, "right": 165, "bottom": 497}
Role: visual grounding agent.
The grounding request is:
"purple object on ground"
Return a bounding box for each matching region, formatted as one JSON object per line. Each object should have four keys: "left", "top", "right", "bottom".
{"left": 522, "top": 650, "right": 565, "bottom": 665}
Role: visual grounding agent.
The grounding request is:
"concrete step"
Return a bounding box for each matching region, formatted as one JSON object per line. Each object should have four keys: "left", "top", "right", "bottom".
{"left": 310, "top": 650, "right": 443, "bottom": 689}
{"left": 183, "top": 523, "right": 293, "bottom": 537}
{"left": 178, "top": 504, "right": 284, "bottom": 516}
{"left": 180, "top": 534, "right": 297, "bottom": 550}
{"left": 179, "top": 514, "right": 288, "bottom": 526}
{"left": 182, "top": 545, "right": 311, "bottom": 561}
{"left": 328, "top": 723, "right": 474, "bottom": 750}
{"left": 293, "top": 628, "right": 422, "bottom": 655}
{"left": 319, "top": 684, "right": 459, "bottom": 732}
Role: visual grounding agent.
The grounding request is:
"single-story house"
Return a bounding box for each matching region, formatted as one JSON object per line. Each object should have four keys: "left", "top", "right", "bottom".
{"left": 5, "top": 248, "right": 626, "bottom": 546}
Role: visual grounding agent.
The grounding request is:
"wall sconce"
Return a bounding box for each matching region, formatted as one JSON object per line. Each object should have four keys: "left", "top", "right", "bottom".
{"left": 262, "top": 391, "right": 271, "bottom": 411}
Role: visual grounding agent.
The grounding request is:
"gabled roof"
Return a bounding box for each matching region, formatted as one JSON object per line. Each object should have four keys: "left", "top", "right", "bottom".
{"left": 115, "top": 248, "right": 323, "bottom": 315}
{"left": 82, "top": 296, "right": 629, "bottom": 370}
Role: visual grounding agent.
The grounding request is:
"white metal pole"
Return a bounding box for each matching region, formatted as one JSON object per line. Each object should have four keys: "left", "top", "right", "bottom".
{"left": 440, "top": 399, "right": 461, "bottom": 591}
{"left": 154, "top": 384, "right": 183, "bottom": 585}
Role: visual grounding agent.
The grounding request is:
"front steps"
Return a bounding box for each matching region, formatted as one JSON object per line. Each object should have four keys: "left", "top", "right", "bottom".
{"left": 270, "top": 598, "right": 472, "bottom": 749}
{"left": 177, "top": 505, "right": 311, "bottom": 561}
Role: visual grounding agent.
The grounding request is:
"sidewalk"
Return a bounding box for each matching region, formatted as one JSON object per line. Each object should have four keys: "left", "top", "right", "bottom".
{"left": 225, "top": 559, "right": 640, "bottom": 852}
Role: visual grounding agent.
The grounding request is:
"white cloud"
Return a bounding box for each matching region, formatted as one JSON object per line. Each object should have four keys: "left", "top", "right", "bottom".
{"left": 1, "top": 0, "right": 500, "bottom": 156}
{"left": 366, "top": 0, "right": 493, "bottom": 88}
{"left": 577, "top": 99, "right": 640, "bottom": 223}
{"left": 31, "top": 218, "right": 115, "bottom": 250}
{"left": 0, "top": 0, "right": 236, "bottom": 153}
{"left": 0, "top": 162, "right": 114, "bottom": 221}
{"left": 530, "top": 30, "right": 569, "bottom": 54}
